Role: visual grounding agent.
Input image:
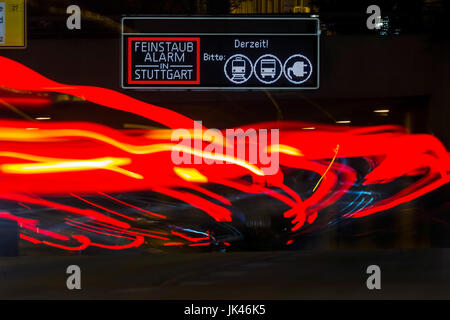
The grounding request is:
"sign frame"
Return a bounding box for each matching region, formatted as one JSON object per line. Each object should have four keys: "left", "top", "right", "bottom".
{"left": 121, "top": 16, "right": 320, "bottom": 90}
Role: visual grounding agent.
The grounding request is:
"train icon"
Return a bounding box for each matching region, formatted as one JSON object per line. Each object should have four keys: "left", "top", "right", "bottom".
{"left": 231, "top": 57, "right": 246, "bottom": 81}
{"left": 224, "top": 54, "right": 253, "bottom": 84}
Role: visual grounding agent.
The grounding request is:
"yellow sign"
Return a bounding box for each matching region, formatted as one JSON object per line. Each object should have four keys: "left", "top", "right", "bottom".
{"left": 0, "top": 0, "right": 26, "bottom": 48}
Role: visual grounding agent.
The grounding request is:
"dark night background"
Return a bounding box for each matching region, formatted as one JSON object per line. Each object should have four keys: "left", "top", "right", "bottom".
{"left": 1, "top": 0, "right": 449, "bottom": 249}
{"left": 0, "top": 0, "right": 449, "bottom": 299}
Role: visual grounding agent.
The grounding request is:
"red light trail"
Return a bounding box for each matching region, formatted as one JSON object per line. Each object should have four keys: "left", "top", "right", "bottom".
{"left": 0, "top": 56, "right": 448, "bottom": 250}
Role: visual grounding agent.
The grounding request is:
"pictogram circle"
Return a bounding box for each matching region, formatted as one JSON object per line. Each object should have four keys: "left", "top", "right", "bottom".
{"left": 224, "top": 54, "right": 254, "bottom": 84}
{"left": 253, "top": 54, "right": 283, "bottom": 84}
{"left": 283, "top": 54, "right": 313, "bottom": 85}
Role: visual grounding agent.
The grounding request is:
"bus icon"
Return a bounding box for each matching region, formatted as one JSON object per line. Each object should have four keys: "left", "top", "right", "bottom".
{"left": 231, "top": 57, "right": 246, "bottom": 80}
{"left": 253, "top": 54, "right": 282, "bottom": 84}
{"left": 261, "top": 59, "right": 276, "bottom": 78}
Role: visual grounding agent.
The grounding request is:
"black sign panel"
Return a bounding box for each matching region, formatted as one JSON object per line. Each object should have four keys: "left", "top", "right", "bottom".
{"left": 122, "top": 17, "right": 320, "bottom": 90}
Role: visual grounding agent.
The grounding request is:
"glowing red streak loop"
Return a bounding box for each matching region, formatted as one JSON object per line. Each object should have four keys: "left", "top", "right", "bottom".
{"left": 20, "top": 234, "right": 42, "bottom": 244}
{"left": 89, "top": 236, "right": 145, "bottom": 250}
{"left": 66, "top": 218, "right": 170, "bottom": 240}
{"left": 70, "top": 193, "right": 136, "bottom": 221}
{"left": 43, "top": 235, "right": 91, "bottom": 251}
{"left": 0, "top": 194, "right": 130, "bottom": 229}
{"left": 0, "top": 57, "right": 448, "bottom": 250}
{"left": 171, "top": 231, "right": 210, "bottom": 242}
{"left": 98, "top": 192, "right": 166, "bottom": 219}
{"left": 0, "top": 57, "right": 199, "bottom": 129}
{"left": 153, "top": 187, "right": 232, "bottom": 222}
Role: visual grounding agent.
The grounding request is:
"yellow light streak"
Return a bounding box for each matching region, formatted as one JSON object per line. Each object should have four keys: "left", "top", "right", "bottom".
{"left": 266, "top": 144, "right": 303, "bottom": 156}
{"left": 0, "top": 153, "right": 142, "bottom": 179}
{"left": 173, "top": 167, "right": 208, "bottom": 183}
{"left": 313, "top": 144, "right": 340, "bottom": 192}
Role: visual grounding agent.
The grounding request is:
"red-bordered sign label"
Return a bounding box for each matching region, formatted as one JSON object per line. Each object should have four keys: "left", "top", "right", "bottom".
{"left": 127, "top": 37, "right": 200, "bottom": 85}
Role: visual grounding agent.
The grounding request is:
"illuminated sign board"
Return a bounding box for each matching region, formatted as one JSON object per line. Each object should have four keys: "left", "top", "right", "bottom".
{"left": 0, "top": 0, "right": 26, "bottom": 48}
{"left": 121, "top": 17, "right": 320, "bottom": 90}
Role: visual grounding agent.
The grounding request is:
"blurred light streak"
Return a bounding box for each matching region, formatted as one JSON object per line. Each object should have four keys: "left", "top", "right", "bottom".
{"left": 340, "top": 192, "right": 363, "bottom": 213}
{"left": 0, "top": 194, "right": 130, "bottom": 229}
{"left": 98, "top": 192, "right": 166, "bottom": 219}
{"left": 18, "top": 202, "right": 31, "bottom": 210}
{"left": 87, "top": 221, "right": 170, "bottom": 240}
{"left": 70, "top": 193, "right": 136, "bottom": 221}
{"left": 174, "top": 167, "right": 208, "bottom": 183}
{"left": 163, "top": 242, "right": 185, "bottom": 246}
{"left": 153, "top": 187, "right": 233, "bottom": 222}
{"left": 350, "top": 196, "right": 367, "bottom": 213}
{"left": 0, "top": 97, "right": 50, "bottom": 107}
{"left": 266, "top": 144, "right": 303, "bottom": 156}
{"left": 20, "top": 234, "right": 42, "bottom": 244}
{"left": 65, "top": 221, "right": 137, "bottom": 240}
{"left": 1, "top": 154, "right": 142, "bottom": 179}
{"left": 42, "top": 235, "right": 90, "bottom": 251}
{"left": 312, "top": 144, "right": 339, "bottom": 192}
{"left": 189, "top": 242, "right": 211, "bottom": 247}
{"left": 354, "top": 197, "right": 374, "bottom": 214}
{"left": 89, "top": 236, "right": 144, "bottom": 250}
{"left": 0, "top": 98, "right": 35, "bottom": 121}
{"left": 171, "top": 226, "right": 209, "bottom": 236}
{"left": 171, "top": 231, "right": 210, "bottom": 242}
{"left": 0, "top": 56, "right": 447, "bottom": 251}
{"left": 176, "top": 183, "right": 231, "bottom": 206}
{"left": 374, "top": 109, "right": 390, "bottom": 113}
{"left": 0, "top": 211, "right": 69, "bottom": 241}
